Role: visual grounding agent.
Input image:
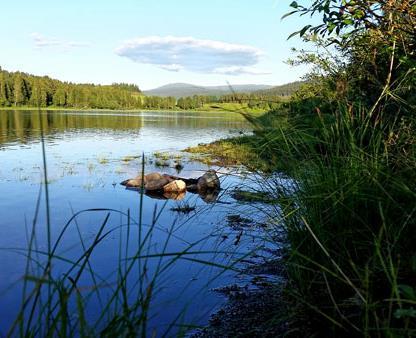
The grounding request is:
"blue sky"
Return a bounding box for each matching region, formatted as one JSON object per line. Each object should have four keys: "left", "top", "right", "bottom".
{"left": 0, "top": 0, "right": 314, "bottom": 89}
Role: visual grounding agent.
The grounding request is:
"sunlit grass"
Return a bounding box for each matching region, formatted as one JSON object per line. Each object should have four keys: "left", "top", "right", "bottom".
{"left": 235, "top": 104, "right": 416, "bottom": 335}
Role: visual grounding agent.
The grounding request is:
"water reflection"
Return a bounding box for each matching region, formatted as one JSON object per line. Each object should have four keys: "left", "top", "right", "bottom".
{"left": 0, "top": 110, "right": 249, "bottom": 146}
{"left": 129, "top": 185, "right": 221, "bottom": 203}
{"left": 0, "top": 109, "right": 259, "bottom": 335}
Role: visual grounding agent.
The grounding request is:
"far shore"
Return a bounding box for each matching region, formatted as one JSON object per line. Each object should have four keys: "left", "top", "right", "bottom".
{"left": 0, "top": 105, "right": 266, "bottom": 115}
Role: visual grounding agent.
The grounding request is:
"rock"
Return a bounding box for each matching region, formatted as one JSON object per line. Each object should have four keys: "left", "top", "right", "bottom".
{"left": 122, "top": 171, "right": 220, "bottom": 205}
{"left": 186, "top": 183, "right": 199, "bottom": 192}
{"left": 120, "top": 177, "right": 144, "bottom": 187}
{"left": 163, "top": 180, "right": 186, "bottom": 193}
{"left": 121, "top": 172, "right": 163, "bottom": 188}
{"left": 163, "top": 191, "right": 186, "bottom": 200}
{"left": 197, "top": 170, "right": 220, "bottom": 191}
{"left": 162, "top": 174, "right": 176, "bottom": 183}
{"left": 145, "top": 172, "right": 163, "bottom": 181}
{"left": 144, "top": 177, "right": 170, "bottom": 191}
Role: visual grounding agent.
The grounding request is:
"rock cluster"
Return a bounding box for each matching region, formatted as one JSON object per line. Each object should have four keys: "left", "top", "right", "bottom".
{"left": 121, "top": 170, "right": 220, "bottom": 202}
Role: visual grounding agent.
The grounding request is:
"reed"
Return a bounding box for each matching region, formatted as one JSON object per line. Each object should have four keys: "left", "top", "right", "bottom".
{"left": 247, "top": 101, "right": 416, "bottom": 336}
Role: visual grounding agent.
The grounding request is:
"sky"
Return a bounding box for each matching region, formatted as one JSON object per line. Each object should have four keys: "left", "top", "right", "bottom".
{"left": 0, "top": 0, "right": 315, "bottom": 90}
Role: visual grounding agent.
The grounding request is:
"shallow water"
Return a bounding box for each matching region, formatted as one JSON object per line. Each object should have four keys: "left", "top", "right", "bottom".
{"left": 0, "top": 110, "right": 278, "bottom": 335}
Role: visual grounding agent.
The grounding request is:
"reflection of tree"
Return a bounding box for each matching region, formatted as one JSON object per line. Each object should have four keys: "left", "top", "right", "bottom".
{"left": 0, "top": 110, "right": 248, "bottom": 145}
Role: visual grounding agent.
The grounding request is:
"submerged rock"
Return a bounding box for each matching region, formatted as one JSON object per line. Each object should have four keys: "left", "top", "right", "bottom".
{"left": 197, "top": 170, "right": 220, "bottom": 191}
{"left": 121, "top": 170, "right": 221, "bottom": 203}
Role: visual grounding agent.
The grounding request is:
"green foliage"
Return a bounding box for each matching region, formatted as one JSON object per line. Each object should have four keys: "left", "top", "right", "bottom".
{"left": 0, "top": 68, "right": 142, "bottom": 109}
{"left": 0, "top": 67, "right": 293, "bottom": 112}
{"left": 285, "top": 1, "right": 416, "bottom": 117}
{"left": 285, "top": 1, "right": 416, "bottom": 45}
{"left": 233, "top": 102, "right": 415, "bottom": 335}
{"left": 253, "top": 81, "right": 306, "bottom": 97}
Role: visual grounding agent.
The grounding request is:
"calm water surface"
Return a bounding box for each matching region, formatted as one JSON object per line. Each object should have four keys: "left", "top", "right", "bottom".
{"left": 0, "top": 110, "right": 275, "bottom": 335}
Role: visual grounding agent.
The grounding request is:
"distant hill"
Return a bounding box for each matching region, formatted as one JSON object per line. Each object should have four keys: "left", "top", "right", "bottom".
{"left": 254, "top": 81, "right": 306, "bottom": 97}
{"left": 143, "top": 83, "right": 274, "bottom": 98}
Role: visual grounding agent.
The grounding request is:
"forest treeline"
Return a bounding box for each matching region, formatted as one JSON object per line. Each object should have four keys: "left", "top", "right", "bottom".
{"left": 253, "top": 80, "right": 305, "bottom": 96}
{"left": 0, "top": 67, "right": 289, "bottom": 111}
{"left": 146, "top": 93, "right": 283, "bottom": 110}
{"left": 0, "top": 67, "right": 143, "bottom": 109}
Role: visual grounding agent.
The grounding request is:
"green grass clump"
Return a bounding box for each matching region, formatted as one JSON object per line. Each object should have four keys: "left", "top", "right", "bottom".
{"left": 153, "top": 151, "right": 170, "bottom": 161}
{"left": 231, "top": 189, "right": 278, "bottom": 204}
{"left": 97, "top": 157, "right": 109, "bottom": 165}
{"left": 248, "top": 104, "right": 416, "bottom": 336}
{"left": 170, "top": 202, "right": 196, "bottom": 214}
{"left": 185, "top": 135, "right": 274, "bottom": 171}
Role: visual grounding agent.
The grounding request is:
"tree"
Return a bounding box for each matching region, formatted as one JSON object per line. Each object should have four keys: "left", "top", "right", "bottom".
{"left": 0, "top": 72, "right": 10, "bottom": 106}
{"left": 13, "top": 74, "right": 26, "bottom": 106}
{"left": 53, "top": 87, "right": 66, "bottom": 106}
{"left": 285, "top": 0, "right": 416, "bottom": 115}
{"left": 29, "top": 79, "right": 48, "bottom": 107}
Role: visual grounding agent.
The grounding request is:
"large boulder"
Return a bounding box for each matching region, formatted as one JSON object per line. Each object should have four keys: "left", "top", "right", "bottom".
{"left": 197, "top": 170, "right": 220, "bottom": 191}
{"left": 163, "top": 180, "right": 186, "bottom": 193}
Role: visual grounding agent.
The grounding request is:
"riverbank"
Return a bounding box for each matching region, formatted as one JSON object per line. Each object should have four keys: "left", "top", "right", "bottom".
{"left": 193, "top": 283, "right": 287, "bottom": 338}
{"left": 185, "top": 129, "right": 290, "bottom": 337}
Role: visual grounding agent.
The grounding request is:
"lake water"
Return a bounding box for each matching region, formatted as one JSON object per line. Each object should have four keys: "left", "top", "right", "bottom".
{"left": 0, "top": 110, "right": 278, "bottom": 336}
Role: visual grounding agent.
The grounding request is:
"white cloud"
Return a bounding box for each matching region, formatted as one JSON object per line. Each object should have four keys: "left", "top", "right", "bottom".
{"left": 115, "top": 36, "right": 268, "bottom": 76}
{"left": 31, "top": 33, "right": 90, "bottom": 50}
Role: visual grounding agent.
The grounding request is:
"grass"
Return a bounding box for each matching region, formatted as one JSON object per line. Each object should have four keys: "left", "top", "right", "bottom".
{"left": 230, "top": 188, "right": 279, "bottom": 204}
{"left": 185, "top": 137, "right": 266, "bottom": 170}
{"left": 121, "top": 155, "right": 138, "bottom": 163}
{"left": 187, "top": 97, "right": 415, "bottom": 335}
{"left": 97, "top": 157, "right": 109, "bottom": 165}
{"left": 194, "top": 102, "right": 267, "bottom": 114}
{"left": 153, "top": 151, "right": 170, "bottom": 161}
{"left": 154, "top": 159, "right": 170, "bottom": 168}
{"left": 204, "top": 102, "right": 416, "bottom": 336}
{"left": 170, "top": 202, "right": 196, "bottom": 214}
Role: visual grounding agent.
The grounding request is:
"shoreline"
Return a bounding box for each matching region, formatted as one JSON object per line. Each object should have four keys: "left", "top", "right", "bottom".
{"left": 0, "top": 106, "right": 266, "bottom": 115}
{"left": 184, "top": 139, "right": 289, "bottom": 337}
